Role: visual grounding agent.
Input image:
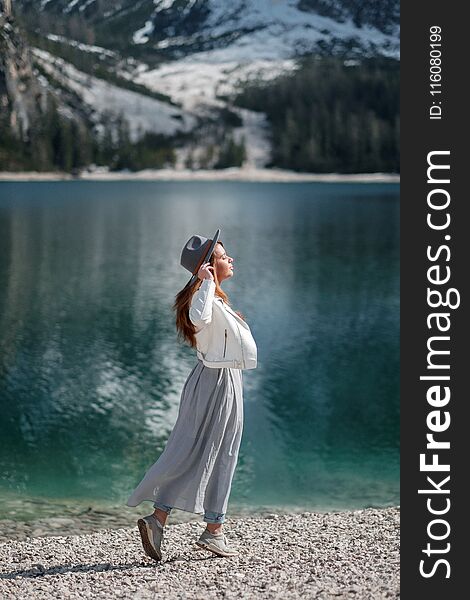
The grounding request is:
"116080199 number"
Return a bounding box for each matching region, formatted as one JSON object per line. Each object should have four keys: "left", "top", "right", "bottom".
{"left": 429, "top": 25, "right": 442, "bottom": 120}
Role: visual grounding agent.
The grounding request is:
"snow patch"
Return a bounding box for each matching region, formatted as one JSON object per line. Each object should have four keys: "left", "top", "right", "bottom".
{"left": 204, "top": 0, "right": 399, "bottom": 48}
{"left": 133, "top": 20, "right": 155, "bottom": 45}
{"left": 46, "top": 34, "right": 117, "bottom": 58}
{"left": 136, "top": 55, "right": 296, "bottom": 167}
{"left": 64, "top": 0, "right": 80, "bottom": 14}
{"left": 32, "top": 48, "right": 197, "bottom": 141}
{"left": 232, "top": 107, "right": 271, "bottom": 169}
{"left": 154, "top": 0, "right": 198, "bottom": 13}
{"left": 79, "top": 0, "right": 96, "bottom": 13}
{"left": 137, "top": 55, "right": 297, "bottom": 110}
{"left": 155, "top": 0, "right": 177, "bottom": 9}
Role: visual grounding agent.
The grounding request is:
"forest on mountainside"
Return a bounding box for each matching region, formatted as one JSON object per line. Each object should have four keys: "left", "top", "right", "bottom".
{"left": 0, "top": 96, "right": 177, "bottom": 172}
{"left": 234, "top": 55, "right": 400, "bottom": 173}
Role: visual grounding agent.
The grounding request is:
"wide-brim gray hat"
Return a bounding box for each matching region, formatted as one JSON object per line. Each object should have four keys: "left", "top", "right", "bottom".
{"left": 180, "top": 228, "right": 221, "bottom": 288}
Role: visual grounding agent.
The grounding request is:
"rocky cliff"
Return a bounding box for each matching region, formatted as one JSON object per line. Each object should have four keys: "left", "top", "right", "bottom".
{"left": 0, "top": 0, "right": 46, "bottom": 141}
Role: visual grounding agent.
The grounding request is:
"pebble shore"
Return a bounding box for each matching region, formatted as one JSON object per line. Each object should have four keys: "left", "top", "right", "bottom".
{"left": 0, "top": 168, "right": 400, "bottom": 183}
{"left": 0, "top": 507, "right": 399, "bottom": 599}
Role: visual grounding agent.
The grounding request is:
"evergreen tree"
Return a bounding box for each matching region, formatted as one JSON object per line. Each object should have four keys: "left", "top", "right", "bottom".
{"left": 215, "top": 135, "right": 246, "bottom": 169}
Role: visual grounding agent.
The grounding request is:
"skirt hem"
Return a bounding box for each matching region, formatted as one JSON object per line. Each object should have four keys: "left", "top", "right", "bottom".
{"left": 126, "top": 497, "right": 206, "bottom": 516}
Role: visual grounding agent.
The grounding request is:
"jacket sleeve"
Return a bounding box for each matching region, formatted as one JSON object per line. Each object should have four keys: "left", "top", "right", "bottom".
{"left": 189, "top": 278, "right": 216, "bottom": 329}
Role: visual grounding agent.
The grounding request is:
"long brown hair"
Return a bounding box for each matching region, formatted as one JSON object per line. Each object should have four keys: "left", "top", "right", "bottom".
{"left": 173, "top": 241, "right": 245, "bottom": 348}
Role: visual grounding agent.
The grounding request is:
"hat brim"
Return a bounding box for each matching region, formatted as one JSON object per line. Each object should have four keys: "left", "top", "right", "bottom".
{"left": 184, "top": 228, "right": 221, "bottom": 288}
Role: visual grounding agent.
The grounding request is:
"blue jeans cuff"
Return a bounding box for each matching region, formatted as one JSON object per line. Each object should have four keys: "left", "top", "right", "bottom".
{"left": 204, "top": 510, "right": 225, "bottom": 524}
{"left": 153, "top": 501, "right": 173, "bottom": 514}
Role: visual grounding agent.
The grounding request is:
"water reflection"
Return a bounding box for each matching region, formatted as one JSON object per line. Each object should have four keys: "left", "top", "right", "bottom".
{"left": 0, "top": 181, "right": 399, "bottom": 517}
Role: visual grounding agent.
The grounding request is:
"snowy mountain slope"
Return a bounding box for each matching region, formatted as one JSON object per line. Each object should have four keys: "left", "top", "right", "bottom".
{"left": 9, "top": 0, "right": 400, "bottom": 170}
{"left": 130, "top": 0, "right": 399, "bottom": 109}
{"left": 16, "top": 0, "right": 399, "bottom": 59}
{"left": 146, "top": 0, "right": 399, "bottom": 57}
{"left": 128, "top": 0, "right": 401, "bottom": 166}
{"left": 32, "top": 48, "right": 197, "bottom": 140}
{"left": 132, "top": 53, "right": 295, "bottom": 167}
{"left": 135, "top": 54, "right": 296, "bottom": 109}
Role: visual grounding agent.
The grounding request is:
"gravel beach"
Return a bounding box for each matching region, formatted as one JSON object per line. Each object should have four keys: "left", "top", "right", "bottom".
{"left": 1, "top": 507, "right": 399, "bottom": 599}
{"left": 0, "top": 168, "right": 400, "bottom": 183}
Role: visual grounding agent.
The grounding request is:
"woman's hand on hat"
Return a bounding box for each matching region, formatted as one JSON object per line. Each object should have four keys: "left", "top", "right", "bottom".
{"left": 198, "top": 262, "right": 215, "bottom": 281}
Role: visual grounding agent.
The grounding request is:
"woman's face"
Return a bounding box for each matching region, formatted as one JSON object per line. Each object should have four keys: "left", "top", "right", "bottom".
{"left": 212, "top": 243, "right": 234, "bottom": 283}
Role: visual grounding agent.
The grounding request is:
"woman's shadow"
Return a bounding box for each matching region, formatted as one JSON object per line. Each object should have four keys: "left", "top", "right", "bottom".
{"left": 1, "top": 550, "right": 218, "bottom": 580}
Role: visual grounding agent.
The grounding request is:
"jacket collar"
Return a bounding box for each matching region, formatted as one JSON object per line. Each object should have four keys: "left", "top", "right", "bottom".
{"left": 215, "top": 296, "right": 247, "bottom": 323}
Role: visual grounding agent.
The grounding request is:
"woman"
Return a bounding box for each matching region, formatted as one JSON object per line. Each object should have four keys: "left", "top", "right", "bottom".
{"left": 126, "top": 229, "right": 257, "bottom": 560}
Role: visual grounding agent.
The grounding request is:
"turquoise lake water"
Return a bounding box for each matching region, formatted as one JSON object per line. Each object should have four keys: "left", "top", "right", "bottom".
{"left": 0, "top": 181, "right": 399, "bottom": 522}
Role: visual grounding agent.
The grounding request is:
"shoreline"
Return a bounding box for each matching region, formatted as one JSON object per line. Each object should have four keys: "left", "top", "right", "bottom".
{"left": 0, "top": 167, "right": 400, "bottom": 183}
{"left": 1, "top": 507, "right": 399, "bottom": 599}
{"left": 0, "top": 501, "right": 399, "bottom": 542}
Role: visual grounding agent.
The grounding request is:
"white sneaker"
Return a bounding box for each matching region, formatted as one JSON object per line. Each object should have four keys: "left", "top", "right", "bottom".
{"left": 196, "top": 528, "right": 239, "bottom": 557}
{"left": 137, "top": 514, "right": 164, "bottom": 561}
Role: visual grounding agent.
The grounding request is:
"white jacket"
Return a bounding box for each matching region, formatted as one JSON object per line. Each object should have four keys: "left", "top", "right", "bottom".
{"left": 189, "top": 278, "right": 257, "bottom": 370}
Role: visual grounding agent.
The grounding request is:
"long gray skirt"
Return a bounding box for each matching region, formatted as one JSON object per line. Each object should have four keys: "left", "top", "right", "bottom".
{"left": 126, "top": 358, "right": 243, "bottom": 515}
